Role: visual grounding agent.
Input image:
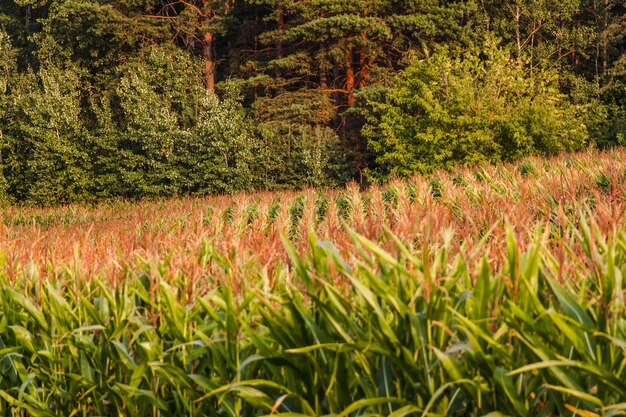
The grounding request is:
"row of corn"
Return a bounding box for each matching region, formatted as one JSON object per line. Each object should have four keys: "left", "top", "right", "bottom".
{"left": 1, "top": 216, "right": 625, "bottom": 416}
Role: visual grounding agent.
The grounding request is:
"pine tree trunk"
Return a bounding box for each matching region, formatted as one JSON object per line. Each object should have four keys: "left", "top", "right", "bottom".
{"left": 320, "top": 69, "right": 328, "bottom": 91}
{"left": 602, "top": 0, "right": 608, "bottom": 75}
{"left": 357, "top": 11, "right": 369, "bottom": 89}
{"left": 346, "top": 45, "right": 355, "bottom": 107}
{"left": 276, "top": 6, "right": 284, "bottom": 59}
{"left": 514, "top": 4, "right": 521, "bottom": 54}
{"left": 203, "top": 32, "right": 215, "bottom": 92}
{"left": 320, "top": 46, "right": 328, "bottom": 93}
{"left": 358, "top": 33, "right": 370, "bottom": 89}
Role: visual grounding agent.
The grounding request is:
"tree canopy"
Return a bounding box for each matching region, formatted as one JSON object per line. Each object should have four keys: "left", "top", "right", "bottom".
{"left": 0, "top": 0, "right": 624, "bottom": 203}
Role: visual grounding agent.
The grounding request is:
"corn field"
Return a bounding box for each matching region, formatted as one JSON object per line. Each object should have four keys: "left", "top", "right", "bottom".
{"left": 0, "top": 148, "right": 625, "bottom": 416}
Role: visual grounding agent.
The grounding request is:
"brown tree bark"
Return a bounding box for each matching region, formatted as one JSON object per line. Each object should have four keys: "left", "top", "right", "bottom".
{"left": 357, "top": 34, "right": 377, "bottom": 90}
{"left": 346, "top": 45, "right": 355, "bottom": 107}
{"left": 358, "top": 34, "right": 367, "bottom": 89}
{"left": 276, "top": 6, "right": 284, "bottom": 59}
{"left": 320, "top": 69, "right": 328, "bottom": 91}
{"left": 203, "top": 32, "right": 215, "bottom": 92}
{"left": 319, "top": 45, "right": 329, "bottom": 94}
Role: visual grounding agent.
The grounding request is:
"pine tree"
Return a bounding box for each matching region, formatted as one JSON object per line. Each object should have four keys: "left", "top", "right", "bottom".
{"left": 144, "top": 0, "right": 240, "bottom": 92}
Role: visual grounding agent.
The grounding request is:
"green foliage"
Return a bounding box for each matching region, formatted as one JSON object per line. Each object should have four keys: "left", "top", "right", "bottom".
{"left": 428, "top": 177, "right": 444, "bottom": 199}
{"left": 253, "top": 88, "right": 335, "bottom": 127}
{"left": 0, "top": 0, "right": 624, "bottom": 203}
{"left": 34, "top": 0, "right": 172, "bottom": 79}
{"left": 335, "top": 192, "right": 351, "bottom": 220}
{"left": 256, "top": 123, "right": 347, "bottom": 189}
{"left": 177, "top": 92, "right": 258, "bottom": 194}
{"left": 0, "top": 29, "right": 16, "bottom": 202}
{"left": 288, "top": 194, "right": 305, "bottom": 236}
{"left": 5, "top": 64, "right": 93, "bottom": 204}
{"left": 600, "top": 80, "right": 626, "bottom": 148}
{"left": 595, "top": 172, "right": 611, "bottom": 192}
{"left": 115, "top": 62, "right": 181, "bottom": 197}
{"left": 364, "top": 39, "right": 591, "bottom": 180}
{"left": 268, "top": 199, "right": 281, "bottom": 224}
{"left": 1, "top": 221, "right": 626, "bottom": 415}
{"left": 315, "top": 195, "right": 329, "bottom": 223}
{"left": 0, "top": 29, "right": 14, "bottom": 100}
{"left": 108, "top": 82, "right": 263, "bottom": 198}
{"left": 517, "top": 161, "right": 536, "bottom": 177}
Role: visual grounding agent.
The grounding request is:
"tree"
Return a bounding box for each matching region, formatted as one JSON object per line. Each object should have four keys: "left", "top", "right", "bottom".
{"left": 39, "top": 0, "right": 170, "bottom": 76}
{"left": 244, "top": 0, "right": 473, "bottom": 108}
{"left": 145, "top": 0, "right": 239, "bottom": 92}
{"left": 176, "top": 92, "right": 259, "bottom": 193}
{"left": 232, "top": 0, "right": 476, "bottom": 182}
{"left": 0, "top": 0, "right": 621, "bottom": 203}
{"left": 0, "top": 29, "right": 16, "bottom": 201}
{"left": 363, "top": 39, "right": 590, "bottom": 180}
{"left": 6, "top": 64, "right": 93, "bottom": 203}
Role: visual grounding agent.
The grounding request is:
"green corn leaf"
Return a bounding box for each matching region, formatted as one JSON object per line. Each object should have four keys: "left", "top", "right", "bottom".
{"left": 6, "top": 290, "right": 48, "bottom": 332}
{"left": 543, "top": 384, "right": 603, "bottom": 407}
{"left": 111, "top": 340, "right": 136, "bottom": 371}
{"left": 377, "top": 356, "right": 394, "bottom": 416}
{"left": 494, "top": 367, "right": 529, "bottom": 417}
{"left": 337, "top": 397, "right": 405, "bottom": 417}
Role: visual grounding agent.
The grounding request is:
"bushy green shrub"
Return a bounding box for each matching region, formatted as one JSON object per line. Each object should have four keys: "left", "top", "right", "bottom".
{"left": 364, "top": 38, "right": 590, "bottom": 181}
{"left": 256, "top": 123, "right": 346, "bottom": 189}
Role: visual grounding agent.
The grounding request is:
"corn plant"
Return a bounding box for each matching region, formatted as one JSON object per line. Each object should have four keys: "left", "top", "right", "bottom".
{"left": 0, "top": 212, "right": 625, "bottom": 415}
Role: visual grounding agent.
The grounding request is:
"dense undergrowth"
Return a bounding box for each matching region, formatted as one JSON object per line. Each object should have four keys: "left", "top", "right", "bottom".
{"left": 0, "top": 149, "right": 625, "bottom": 416}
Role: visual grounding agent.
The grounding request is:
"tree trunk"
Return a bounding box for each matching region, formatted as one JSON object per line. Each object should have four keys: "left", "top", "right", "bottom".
{"left": 320, "top": 46, "right": 328, "bottom": 93}
{"left": 359, "top": 34, "right": 366, "bottom": 89}
{"left": 25, "top": 5, "right": 31, "bottom": 31}
{"left": 358, "top": 33, "right": 374, "bottom": 89}
{"left": 320, "top": 69, "right": 328, "bottom": 91}
{"left": 276, "top": 6, "right": 284, "bottom": 59}
{"left": 514, "top": 4, "right": 521, "bottom": 54}
{"left": 203, "top": 32, "right": 215, "bottom": 92}
{"left": 602, "top": 0, "right": 608, "bottom": 75}
{"left": 346, "top": 45, "right": 355, "bottom": 107}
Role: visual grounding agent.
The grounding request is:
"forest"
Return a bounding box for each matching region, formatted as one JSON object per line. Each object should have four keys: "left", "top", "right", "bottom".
{"left": 0, "top": 0, "right": 625, "bottom": 204}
